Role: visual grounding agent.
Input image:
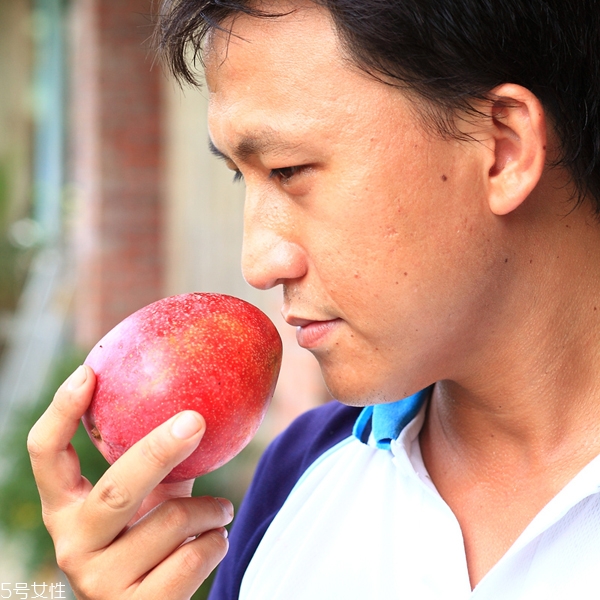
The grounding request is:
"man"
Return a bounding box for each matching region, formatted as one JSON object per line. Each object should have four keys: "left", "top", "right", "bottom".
{"left": 28, "top": 0, "right": 600, "bottom": 598}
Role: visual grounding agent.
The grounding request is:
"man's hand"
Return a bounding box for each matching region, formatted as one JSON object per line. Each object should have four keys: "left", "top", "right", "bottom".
{"left": 27, "top": 365, "right": 234, "bottom": 599}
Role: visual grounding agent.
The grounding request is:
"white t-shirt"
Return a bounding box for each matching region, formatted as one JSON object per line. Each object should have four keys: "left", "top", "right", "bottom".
{"left": 240, "top": 394, "right": 600, "bottom": 599}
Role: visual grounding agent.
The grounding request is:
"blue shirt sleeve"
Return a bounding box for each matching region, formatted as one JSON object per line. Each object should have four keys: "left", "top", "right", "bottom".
{"left": 208, "top": 400, "right": 362, "bottom": 600}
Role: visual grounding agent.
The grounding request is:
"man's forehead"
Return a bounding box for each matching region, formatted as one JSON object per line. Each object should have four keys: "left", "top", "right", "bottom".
{"left": 204, "top": 4, "right": 350, "bottom": 147}
{"left": 203, "top": 1, "right": 430, "bottom": 160}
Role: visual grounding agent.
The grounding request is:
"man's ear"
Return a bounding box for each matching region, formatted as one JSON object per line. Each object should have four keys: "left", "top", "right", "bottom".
{"left": 484, "top": 84, "right": 547, "bottom": 216}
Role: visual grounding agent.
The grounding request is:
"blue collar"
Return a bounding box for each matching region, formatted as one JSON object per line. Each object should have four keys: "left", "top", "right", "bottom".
{"left": 352, "top": 387, "right": 431, "bottom": 450}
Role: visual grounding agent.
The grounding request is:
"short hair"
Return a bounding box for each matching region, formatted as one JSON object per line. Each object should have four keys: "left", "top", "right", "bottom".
{"left": 155, "top": 0, "right": 600, "bottom": 212}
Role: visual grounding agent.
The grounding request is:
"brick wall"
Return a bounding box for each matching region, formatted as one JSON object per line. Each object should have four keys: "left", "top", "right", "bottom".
{"left": 71, "top": 0, "right": 163, "bottom": 348}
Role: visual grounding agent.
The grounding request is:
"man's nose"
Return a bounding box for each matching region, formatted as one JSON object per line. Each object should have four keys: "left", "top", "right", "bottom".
{"left": 241, "top": 189, "right": 307, "bottom": 290}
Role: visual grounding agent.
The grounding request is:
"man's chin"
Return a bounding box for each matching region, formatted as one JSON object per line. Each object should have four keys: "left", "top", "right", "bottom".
{"left": 320, "top": 364, "right": 429, "bottom": 407}
{"left": 320, "top": 373, "right": 392, "bottom": 407}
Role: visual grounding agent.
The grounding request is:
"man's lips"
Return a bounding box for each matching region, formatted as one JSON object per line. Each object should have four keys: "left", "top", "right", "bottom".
{"left": 285, "top": 317, "right": 342, "bottom": 349}
{"left": 283, "top": 314, "right": 318, "bottom": 328}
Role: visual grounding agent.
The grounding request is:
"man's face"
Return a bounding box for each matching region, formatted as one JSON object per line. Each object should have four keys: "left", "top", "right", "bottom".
{"left": 206, "top": 2, "right": 506, "bottom": 405}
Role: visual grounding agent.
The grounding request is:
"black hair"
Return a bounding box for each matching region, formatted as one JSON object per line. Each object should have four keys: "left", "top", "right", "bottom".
{"left": 155, "top": 0, "right": 600, "bottom": 212}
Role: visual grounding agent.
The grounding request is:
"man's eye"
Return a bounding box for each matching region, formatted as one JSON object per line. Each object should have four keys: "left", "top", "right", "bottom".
{"left": 269, "top": 166, "right": 301, "bottom": 182}
{"left": 231, "top": 165, "right": 304, "bottom": 184}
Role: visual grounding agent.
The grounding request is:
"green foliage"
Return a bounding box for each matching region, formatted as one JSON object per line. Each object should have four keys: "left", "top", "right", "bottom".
{"left": 0, "top": 346, "right": 263, "bottom": 598}
{"left": 0, "top": 160, "right": 8, "bottom": 231}
{"left": 0, "top": 158, "right": 35, "bottom": 316}
{"left": 0, "top": 241, "right": 35, "bottom": 313}
{"left": 0, "top": 347, "right": 102, "bottom": 573}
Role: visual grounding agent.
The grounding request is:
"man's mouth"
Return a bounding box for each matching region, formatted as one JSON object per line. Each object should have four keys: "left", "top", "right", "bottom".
{"left": 288, "top": 317, "right": 342, "bottom": 349}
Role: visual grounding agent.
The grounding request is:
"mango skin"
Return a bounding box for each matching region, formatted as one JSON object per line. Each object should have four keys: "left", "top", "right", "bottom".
{"left": 82, "top": 293, "right": 282, "bottom": 483}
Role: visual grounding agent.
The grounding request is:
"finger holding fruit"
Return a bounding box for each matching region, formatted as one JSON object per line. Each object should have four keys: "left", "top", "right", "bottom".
{"left": 28, "top": 365, "right": 233, "bottom": 598}
{"left": 28, "top": 293, "right": 282, "bottom": 599}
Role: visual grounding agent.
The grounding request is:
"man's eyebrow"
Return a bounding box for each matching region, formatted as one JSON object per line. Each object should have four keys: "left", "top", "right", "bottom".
{"left": 208, "top": 134, "right": 301, "bottom": 163}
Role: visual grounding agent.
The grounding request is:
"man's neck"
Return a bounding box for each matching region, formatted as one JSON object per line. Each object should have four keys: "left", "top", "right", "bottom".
{"left": 418, "top": 191, "right": 600, "bottom": 587}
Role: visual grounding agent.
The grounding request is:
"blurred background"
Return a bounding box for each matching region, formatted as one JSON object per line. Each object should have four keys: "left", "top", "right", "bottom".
{"left": 0, "top": 0, "right": 328, "bottom": 596}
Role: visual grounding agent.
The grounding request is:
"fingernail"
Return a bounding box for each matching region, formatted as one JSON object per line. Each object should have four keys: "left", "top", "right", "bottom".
{"left": 216, "top": 497, "right": 234, "bottom": 518}
{"left": 67, "top": 366, "right": 87, "bottom": 390}
{"left": 171, "top": 411, "right": 203, "bottom": 439}
{"left": 217, "top": 527, "right": 229, "bottom": 539}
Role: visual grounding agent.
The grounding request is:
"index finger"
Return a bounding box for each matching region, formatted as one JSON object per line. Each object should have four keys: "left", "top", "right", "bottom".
{"left": 27, "top": 365, "right": 96, "bottom": 511}
{"left": 75, "top": 410, "right": 205, "bottom": 549}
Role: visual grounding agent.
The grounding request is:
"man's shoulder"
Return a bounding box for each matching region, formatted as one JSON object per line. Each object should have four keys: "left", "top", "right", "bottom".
{"left": 208, "top": 401, "right": 362, "bottom": 600}
{"left": 236, "top": 399, "right": 363, "bottom": 532}
{"left": 263, "top": 400, "right": 363, "bottom": 476}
